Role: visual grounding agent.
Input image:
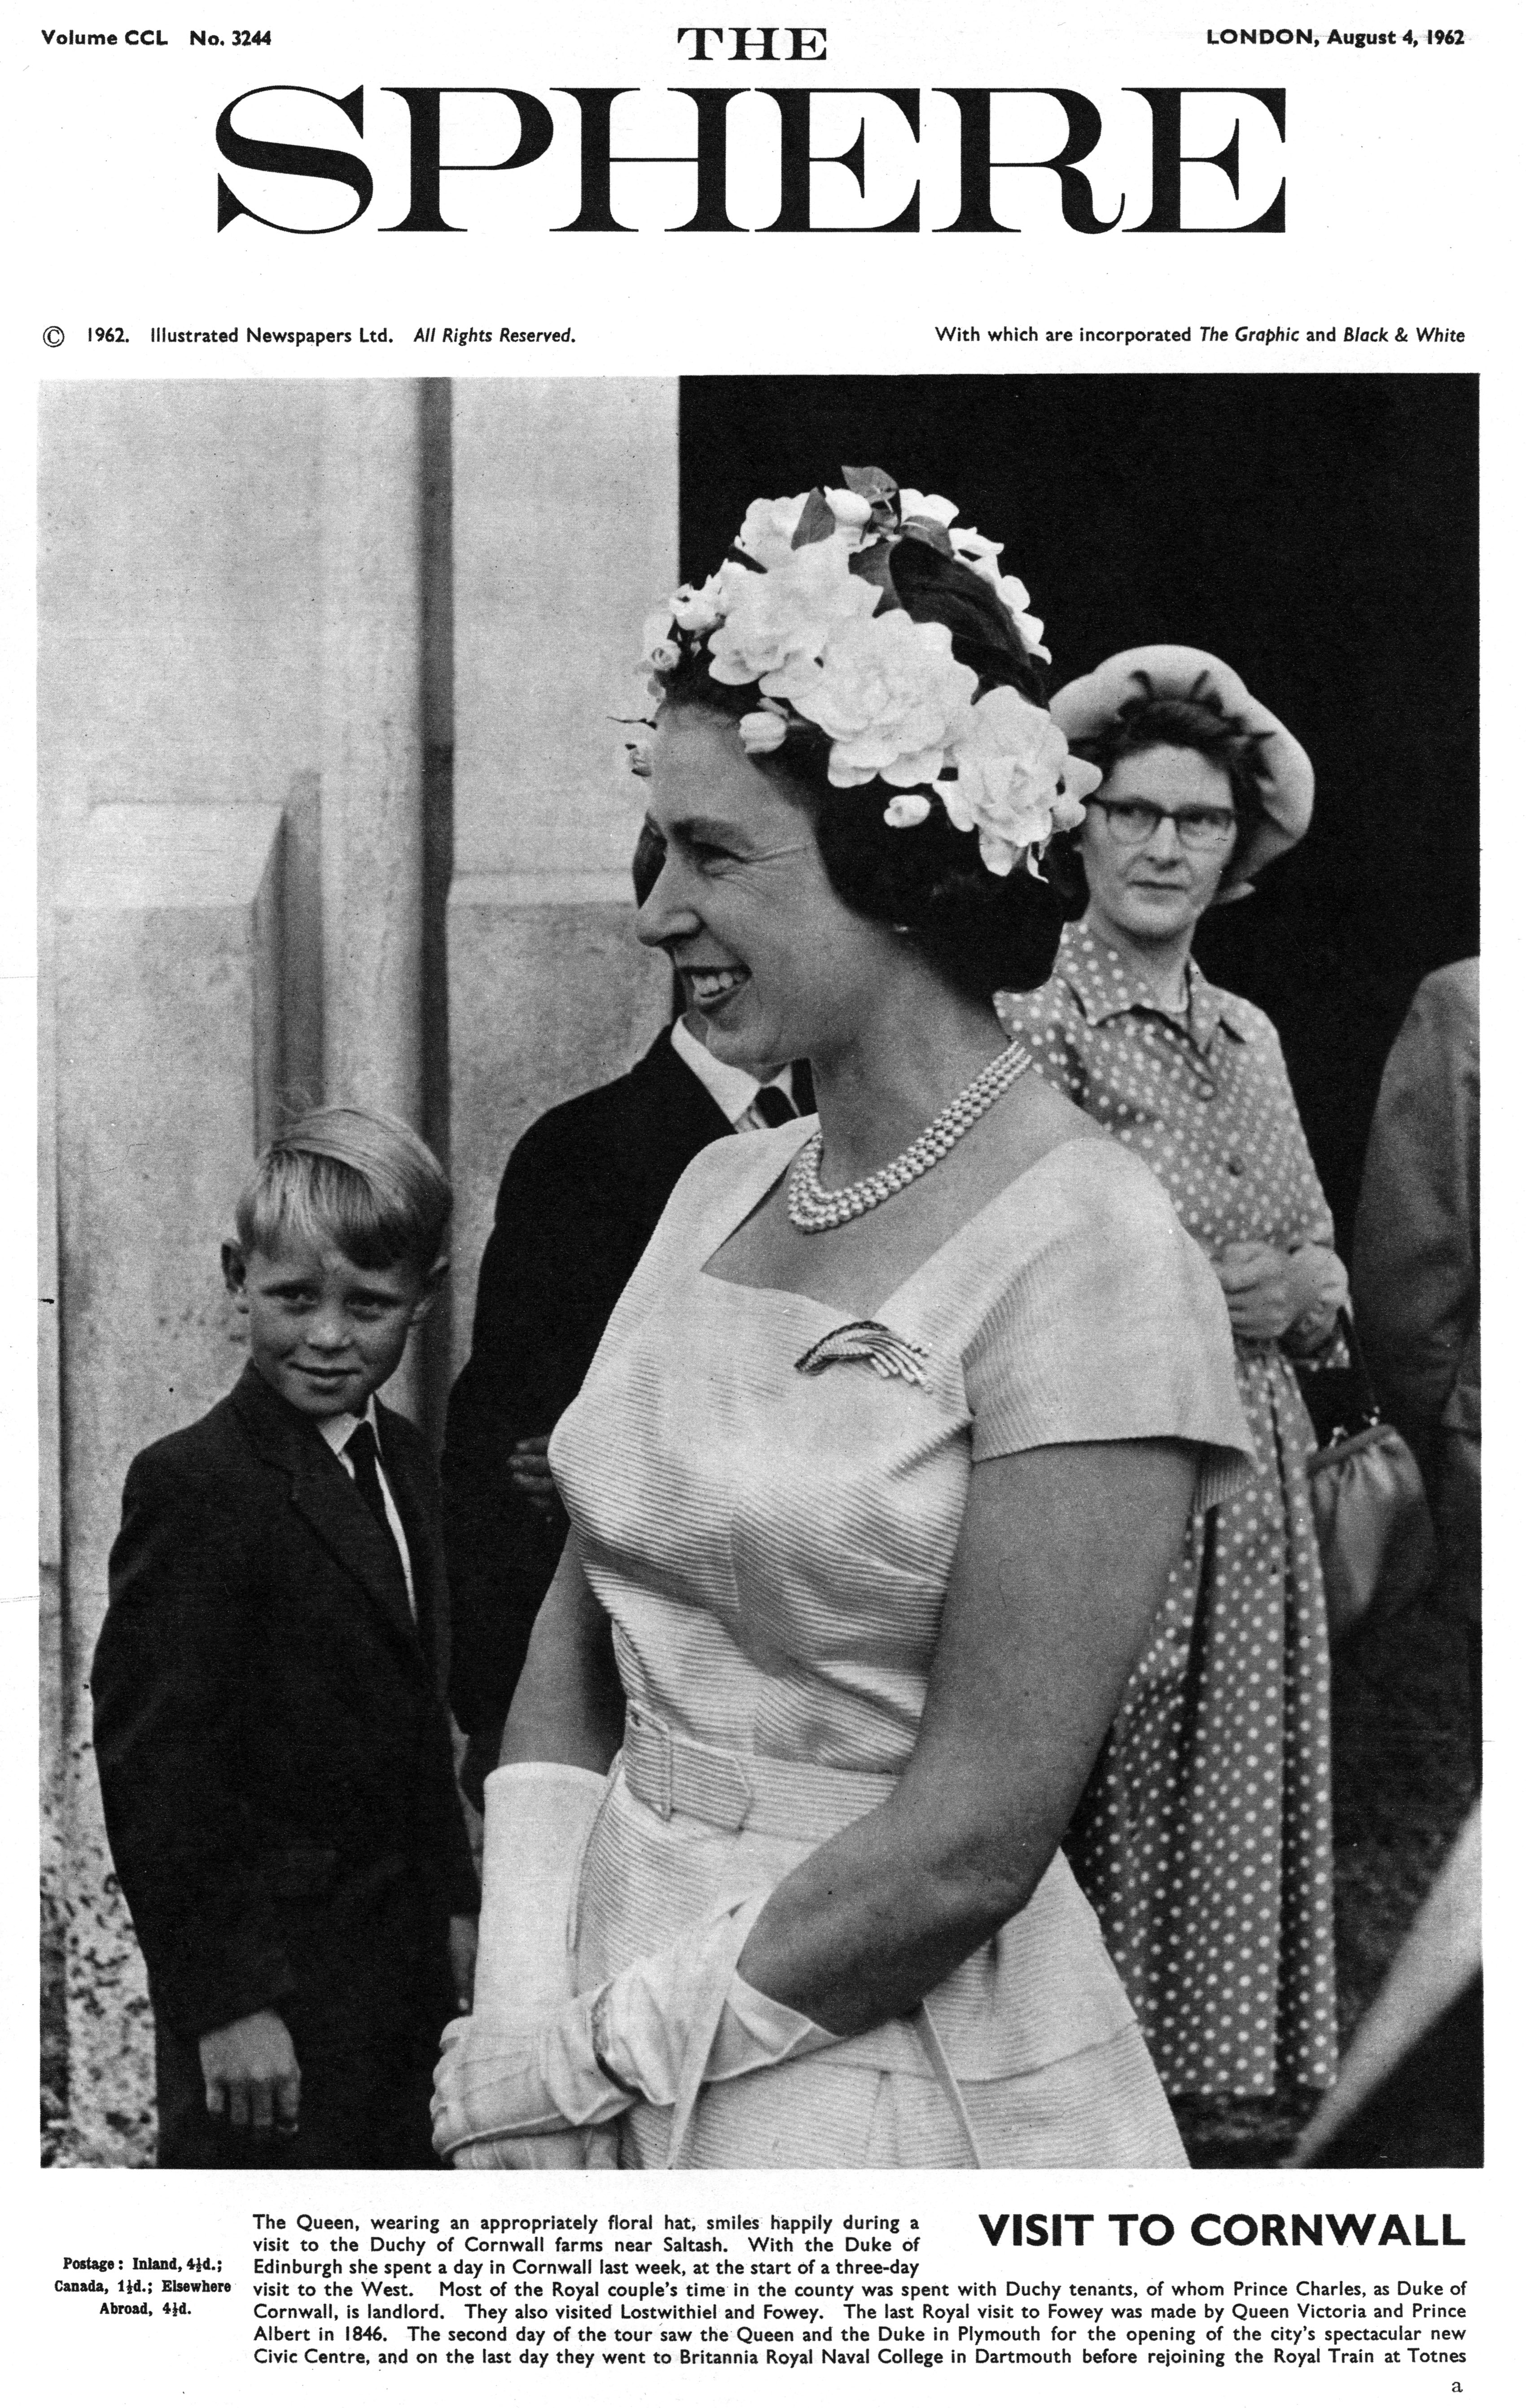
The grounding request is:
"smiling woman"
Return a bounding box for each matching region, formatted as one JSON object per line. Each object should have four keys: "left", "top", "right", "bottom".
{"left": 432, "top": 473, "right": 1257, "bottom": 2170}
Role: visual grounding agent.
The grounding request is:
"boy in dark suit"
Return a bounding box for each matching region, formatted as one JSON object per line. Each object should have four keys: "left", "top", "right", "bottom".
{"left": 93, "top": 1106, "right": 478, "bottom": 2169}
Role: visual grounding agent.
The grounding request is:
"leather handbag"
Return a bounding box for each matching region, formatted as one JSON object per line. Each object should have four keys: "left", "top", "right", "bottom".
{"left": 1307, "top": 1311, "right": 1437, "bottom": 1643}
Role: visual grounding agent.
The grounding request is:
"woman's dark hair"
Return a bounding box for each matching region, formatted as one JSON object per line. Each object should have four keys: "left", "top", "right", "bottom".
{"left": 1057, "top": 689, "right": 1269, "bottom": 898}
{"left": 651, "top": 537, "right": 1084, "bottom": 1002}
{"left": 631, "top": 813, "right": 667, "bottom": 909}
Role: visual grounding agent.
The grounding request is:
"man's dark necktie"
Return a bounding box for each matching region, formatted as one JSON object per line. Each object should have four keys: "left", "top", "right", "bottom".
{"left": 752, "top": 1084, "right": 797, "bottom": 1127}
{"left": 344, "top": 1422, "right": 410, "bottom": 1608}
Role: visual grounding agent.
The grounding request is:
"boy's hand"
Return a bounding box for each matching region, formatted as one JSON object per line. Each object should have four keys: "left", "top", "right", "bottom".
{"left": 449, "top": 1915, "right": 479, "bottom": 2014}
{"left": 507, "top": 1434, "right": 558, "bottom": 1524}
{"left": 199, "top": 2010, "right": 301, "bottom": 2135}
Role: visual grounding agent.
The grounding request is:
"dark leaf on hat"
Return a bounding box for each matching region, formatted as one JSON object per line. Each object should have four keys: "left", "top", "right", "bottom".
{"left": 792, "top": 488, "right": 838, "bottom": 549}
{"left": 899, "top": 515, "right": 955, "bottom": 556}
{"left": 841, "top": 465, "right": 898, "bottom": 504}
{"left": 848, "top": 539, "right": 900, "bottom": 605}
{"left": 723, "top": 545, "right": 767, "bottom": 574}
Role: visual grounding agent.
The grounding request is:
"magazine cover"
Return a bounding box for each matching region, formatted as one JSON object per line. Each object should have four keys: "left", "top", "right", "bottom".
{"left": 13, "top": 3, "right": 1504, "bottom": 2398}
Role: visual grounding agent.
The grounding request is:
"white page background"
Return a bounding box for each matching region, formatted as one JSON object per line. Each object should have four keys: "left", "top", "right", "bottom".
{"left": 6, "top": 5, "right": 1515, "bottom": 2400}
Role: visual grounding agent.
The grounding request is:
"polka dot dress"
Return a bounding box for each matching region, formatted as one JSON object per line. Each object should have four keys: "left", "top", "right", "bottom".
{"left": 1000, "top": 921, "right": 1339, "bottom": 2100}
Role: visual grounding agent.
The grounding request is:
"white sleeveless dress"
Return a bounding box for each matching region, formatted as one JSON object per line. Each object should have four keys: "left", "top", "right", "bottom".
{"left": 548, "top": 1123, "right": 1254, "bottom": 2168}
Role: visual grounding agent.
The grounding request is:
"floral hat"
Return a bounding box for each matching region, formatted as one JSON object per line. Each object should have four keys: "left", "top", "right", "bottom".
{"left": 1048, "top": 645, "right": 1315, "bottom": 895}
{"left": 631, "top": 467, "right": 1102, "bottom": 879}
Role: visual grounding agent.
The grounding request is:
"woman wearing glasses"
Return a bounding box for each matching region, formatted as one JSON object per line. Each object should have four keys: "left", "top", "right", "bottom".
{"left": 1001, "top": 648, "right": 1346, "bottom": 2113}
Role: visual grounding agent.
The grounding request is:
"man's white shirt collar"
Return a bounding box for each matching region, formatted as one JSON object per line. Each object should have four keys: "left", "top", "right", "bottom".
{"left": 669, "top": 1016, "right": 793, "bottom": 1127}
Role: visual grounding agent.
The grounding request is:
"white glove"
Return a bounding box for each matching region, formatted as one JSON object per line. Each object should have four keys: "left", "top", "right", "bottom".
{"left": 436, "top": 1761, "right": 617, "bottom": 2169}
{"left": 432, "top": 1892, "right": 836, "bottom": 2167}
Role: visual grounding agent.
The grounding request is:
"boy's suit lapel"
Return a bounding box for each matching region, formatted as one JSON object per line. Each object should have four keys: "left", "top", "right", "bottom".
{"left": 230, "top": 1364, "right": 422, "bottom": 1654}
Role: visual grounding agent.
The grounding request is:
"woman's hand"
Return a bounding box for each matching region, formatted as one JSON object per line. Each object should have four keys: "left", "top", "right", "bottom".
{"left": 1214, "top": 1240, "right": 1296, "bottom": 1341}
{"left": 434, "top": 2012, "right": 622, "bottom": 2168}
{"left": 1215, "top": 1240, "right": 1346, "bottom": 1346}
{"left": 450, "top": 2130, "right": 619, "bottom": 2171}
{"left": 432, "top": 1910, "right": 833, "bottom": 2166}
{"left": 432, "top": 1546, "right": 629, "bottom": 2169}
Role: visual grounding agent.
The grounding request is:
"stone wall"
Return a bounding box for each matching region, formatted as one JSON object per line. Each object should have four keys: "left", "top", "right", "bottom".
{"left": 40, "top": 382, "right": 335, "bottom": 2166}
{"left": 446, "top": 381, "right": 675, "bottom": 1369}
{"left": 39, "top": 376, "right": 680, "bottom": 2162}
{"left": 54, "top": 807, "right": 284, "bottom": 2162}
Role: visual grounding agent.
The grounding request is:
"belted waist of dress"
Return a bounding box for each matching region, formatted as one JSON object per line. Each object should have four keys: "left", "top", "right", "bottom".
{"left": 621, "top": 1704, "right": 899, "bottom": 1841}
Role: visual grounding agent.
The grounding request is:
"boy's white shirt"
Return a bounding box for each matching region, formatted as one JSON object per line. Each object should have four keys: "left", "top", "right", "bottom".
{"left": 316, "top": 1399, "right": 417, "bottom": 1620}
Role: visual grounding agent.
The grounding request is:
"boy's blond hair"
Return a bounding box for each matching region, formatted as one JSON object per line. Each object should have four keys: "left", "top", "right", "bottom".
{"left": 235, "top": 1106, "right": 451, "bottom": 1279}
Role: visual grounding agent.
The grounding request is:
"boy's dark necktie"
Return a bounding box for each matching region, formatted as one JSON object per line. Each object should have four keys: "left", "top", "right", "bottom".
{"left": 343, "top": 1423, "right": 410, "bottom": 1608}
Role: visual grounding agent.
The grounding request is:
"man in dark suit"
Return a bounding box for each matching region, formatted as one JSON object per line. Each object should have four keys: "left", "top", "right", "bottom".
{"left": 443, "top": 831, "right": 808, "bottom": 1785}
{"left": 93, "top": 1109, "right": 478, "bottom": 2168}
{"left": 1353, "top": 957, "right": 1481, "bottom": 1768}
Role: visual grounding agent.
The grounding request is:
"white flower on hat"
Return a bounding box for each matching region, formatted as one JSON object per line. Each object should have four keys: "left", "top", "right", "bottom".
{"left": 995, "top": 574, "right": 1050, "bottom": 662}
{"left": 706, "top": 542, "right": 876, "bottom": 688}
{"left": 896, "top": 489, "right": 960, "bottom": 530}
{"left": 823, "top": 487, "right": 875, "bottom": 532}
{"left": 882, "top": 793, "right": 934, "bottom": 828}
{"left": 950, "top": 525, "right": 1003, "bottom": 570}
{"left": 734, "top": 492, "right": 813, "bottom": 570}
{"left": 640, "top": 609, "right": 682, "bottom": 669}
{"left": 772, "top": 613, "right": 978, "bottom": 791}
{"left": 634, "top": 465, "right": 1083, "bottom": 872}
{"left": 737, "top": 710, "right": 790, "bottom": 754}
{"left": 946, "top": 686, "right": 1098, "bottom": 874}
{"left": 670, "top": 576, "right": 724, "bottom": 633}
{"left": 1057, "top": 761, "right": 1101, "bottom": 817}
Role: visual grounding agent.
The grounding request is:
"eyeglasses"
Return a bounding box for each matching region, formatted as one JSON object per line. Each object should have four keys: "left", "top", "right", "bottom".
{"left": 1091, "top": 800, "right": 1239, "bottom": 853}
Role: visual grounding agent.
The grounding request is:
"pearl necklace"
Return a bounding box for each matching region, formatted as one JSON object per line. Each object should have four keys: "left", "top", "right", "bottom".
{"left": 786, "top": 1040, "right": 1033, "bottom": 1233}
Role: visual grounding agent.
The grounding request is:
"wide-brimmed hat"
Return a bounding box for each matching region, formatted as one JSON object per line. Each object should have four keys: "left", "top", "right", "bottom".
{"left": 1048, "top": 645, "right": 1314, "bottom": 896}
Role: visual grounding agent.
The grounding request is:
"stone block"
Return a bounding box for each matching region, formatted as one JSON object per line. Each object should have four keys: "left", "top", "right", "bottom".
{"left": 54, "top": 802, "right": 282, "bottom": 2165}
{"left": 452, "top": 379, "right": 679, "bottom": 880}
{"left": 446, "top": 378, "right": 678, "bottom": 1372}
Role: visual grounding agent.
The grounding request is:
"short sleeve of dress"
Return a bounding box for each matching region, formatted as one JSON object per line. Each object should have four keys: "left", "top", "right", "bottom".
{"left": 963, "top": 1140, "right": 1254, "bottom": 1513}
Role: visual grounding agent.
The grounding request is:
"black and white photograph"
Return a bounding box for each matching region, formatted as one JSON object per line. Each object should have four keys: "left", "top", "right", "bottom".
{"left": 39, "top": 372, "right": 1478, "bottom": 2179}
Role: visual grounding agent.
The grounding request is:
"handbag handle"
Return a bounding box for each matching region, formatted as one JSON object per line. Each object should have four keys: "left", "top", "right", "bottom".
{"left": 1333, "top": 1306, "right": 1384, "bottom": 1437}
